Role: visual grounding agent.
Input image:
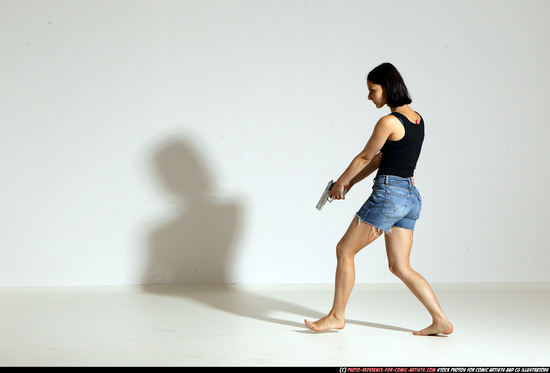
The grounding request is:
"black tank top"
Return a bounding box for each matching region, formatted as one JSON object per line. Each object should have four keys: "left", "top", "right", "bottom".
{"left": 376, "top": 112, "right": 425, "bottom": 178}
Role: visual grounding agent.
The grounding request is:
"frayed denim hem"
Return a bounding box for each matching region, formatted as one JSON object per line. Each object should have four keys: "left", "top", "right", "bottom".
{"left": 355, "top": 214, "right": 415, "bottom": 240}
{"left": 355, "top": 214, "right": 392, "bottom": 236}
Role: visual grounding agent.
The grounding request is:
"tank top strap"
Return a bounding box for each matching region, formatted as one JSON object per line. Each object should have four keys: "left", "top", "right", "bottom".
{"left": 390, "top": 112, "right": 406, "bottom": 125}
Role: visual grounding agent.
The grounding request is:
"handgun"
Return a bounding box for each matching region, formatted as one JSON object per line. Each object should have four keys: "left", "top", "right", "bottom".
{"left": 316, "top": 180, "right": 347, "bottom": 211}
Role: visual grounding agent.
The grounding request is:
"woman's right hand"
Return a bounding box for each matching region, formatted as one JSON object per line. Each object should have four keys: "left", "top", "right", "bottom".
{"left": 330, "top": 182, "right": 351, "bottom": 200}
{"left": 329, "top": 182, "right": 344, "bottom": 200}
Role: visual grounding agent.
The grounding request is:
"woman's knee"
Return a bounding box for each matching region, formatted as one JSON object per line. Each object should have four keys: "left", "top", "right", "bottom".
{"left": 388, "top": 263, "right": 413, "bottom": 279}
{"left": 336, "top": 241, "right": 356, "bottom": 260}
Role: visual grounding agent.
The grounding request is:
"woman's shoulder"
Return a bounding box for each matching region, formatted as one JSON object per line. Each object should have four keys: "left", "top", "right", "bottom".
{"left": 377, "top": 113, "right": 403, "bottom": 127}
{"left": 379, "top": 113, "right": 404, "bottom": 121}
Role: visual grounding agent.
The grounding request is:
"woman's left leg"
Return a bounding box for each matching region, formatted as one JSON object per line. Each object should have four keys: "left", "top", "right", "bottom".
{"left": 385, "top": 227, "right": 453, "bottom": 335}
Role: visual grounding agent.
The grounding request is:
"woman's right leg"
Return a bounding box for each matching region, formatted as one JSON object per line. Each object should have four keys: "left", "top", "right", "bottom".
{"left": 305, "top": 216, "right": 382, "bottom": 331}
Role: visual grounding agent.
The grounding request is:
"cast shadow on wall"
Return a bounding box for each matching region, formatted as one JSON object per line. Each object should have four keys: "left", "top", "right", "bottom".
{"left": 141, "top": 136, "right": 242, "bottom": 284}
{"left": 139, "top": 135, "right": 325, "bottom": 329}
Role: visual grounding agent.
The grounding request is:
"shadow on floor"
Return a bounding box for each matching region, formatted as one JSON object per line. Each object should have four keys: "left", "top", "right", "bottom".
{"left": 143, "top": 284, "right": 415, "bottom": 334}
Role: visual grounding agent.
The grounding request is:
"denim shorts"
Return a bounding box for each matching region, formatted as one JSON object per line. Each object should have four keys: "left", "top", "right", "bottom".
{"left": 356, "top": 175, "right": 422, "bottom": 233}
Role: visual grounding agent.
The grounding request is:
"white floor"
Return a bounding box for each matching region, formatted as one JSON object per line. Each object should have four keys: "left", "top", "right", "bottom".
{"left": 1, "top": 283, "right": 549, "bottom": 367}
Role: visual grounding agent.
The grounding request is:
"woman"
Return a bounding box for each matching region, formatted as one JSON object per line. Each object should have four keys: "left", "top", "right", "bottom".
{"left": 305, "top": 63, "right": 453, "bottom": 336}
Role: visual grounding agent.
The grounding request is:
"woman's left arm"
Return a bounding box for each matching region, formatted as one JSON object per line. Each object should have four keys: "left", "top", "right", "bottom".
{"left": 329, "top": 116, "right": 397, "bottom": 200}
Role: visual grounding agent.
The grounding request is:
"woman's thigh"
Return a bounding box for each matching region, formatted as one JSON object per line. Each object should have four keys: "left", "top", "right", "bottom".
{"left": 384, "top": 227, "right": 413, "bottom": 269}
{"left": 338, "top": 216, "right": 383, "bottom": 257}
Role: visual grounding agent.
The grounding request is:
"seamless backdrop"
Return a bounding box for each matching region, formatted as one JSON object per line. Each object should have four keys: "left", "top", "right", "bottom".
{"left": 1, "top": 0, "right": 549, "bottom": 286}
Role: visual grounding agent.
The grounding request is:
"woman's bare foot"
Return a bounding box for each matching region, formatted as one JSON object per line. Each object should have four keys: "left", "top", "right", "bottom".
{"left": 304, "top": 314, "right": 345, "bottom": 331}
{"left": 413, "top": 319, "right": 453, "bottom": 336}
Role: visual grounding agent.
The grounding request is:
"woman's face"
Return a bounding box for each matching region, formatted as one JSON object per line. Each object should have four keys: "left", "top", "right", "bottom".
{"left": 367, "top": 81, "right": 386, "bottom": 108}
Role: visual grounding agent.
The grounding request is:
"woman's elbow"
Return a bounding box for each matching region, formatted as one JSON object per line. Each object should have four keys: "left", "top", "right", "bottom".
{"left": 356, "top": 155, "right": 372, "bottom": 165}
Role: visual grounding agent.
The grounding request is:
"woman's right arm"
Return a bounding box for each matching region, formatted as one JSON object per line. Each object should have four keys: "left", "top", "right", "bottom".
{"left": 348, "top": 152, "right": 382, "bottom": 190}
{"left": 330, "top": 115, "right": 398, "bottom": 200}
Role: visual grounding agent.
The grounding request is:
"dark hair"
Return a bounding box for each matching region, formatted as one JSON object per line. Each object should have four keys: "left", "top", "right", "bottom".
{"left": 367, "top": 62, "right": 412, "bottom": 107}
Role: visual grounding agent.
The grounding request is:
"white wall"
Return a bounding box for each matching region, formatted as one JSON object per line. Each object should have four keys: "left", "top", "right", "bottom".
{"left": 1, "top": 0, "right": 549, "bottom": 286}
